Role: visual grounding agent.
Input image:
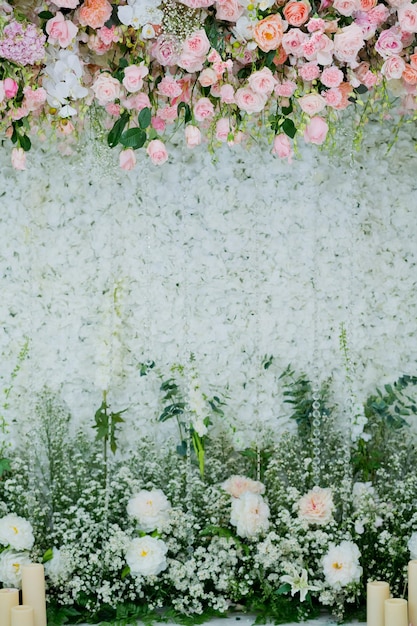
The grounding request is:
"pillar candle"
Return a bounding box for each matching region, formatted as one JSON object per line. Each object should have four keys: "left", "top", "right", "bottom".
{"left": 409, "top": 560, "right": 417, "bottom": 626}
{"left": 0, "top": 588, "right": 20, "bottom": 626}
{"left": 21, "top": 564, "right": 46, "bottom": 626}
{"left": 367, "top": 580, "right": 390, "bottom": 626}
{"left": 384, "top": 598, "right": 408, "bottom": 626}
{"left": 10, "top": 605, "right": 34, "bottom": 626}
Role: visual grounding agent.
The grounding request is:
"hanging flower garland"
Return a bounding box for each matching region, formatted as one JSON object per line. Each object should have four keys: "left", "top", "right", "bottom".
{"left": 1, "top": 0, "right": 417, "bottom": 170}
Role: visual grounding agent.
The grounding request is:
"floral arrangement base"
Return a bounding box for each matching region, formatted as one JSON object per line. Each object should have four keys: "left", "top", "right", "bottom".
{"left": 76, "top": 615, "right": 366, "bottom": 626}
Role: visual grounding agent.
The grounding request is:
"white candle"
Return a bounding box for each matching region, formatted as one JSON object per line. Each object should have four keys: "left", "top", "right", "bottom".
{"left": 409, "top": 560, "right": 417, "bottom": 626}
{"left": 0, "top": 588, "right": 20, "bottom": 626}
{"left": 367, "top": 580, "right": 390, "bottom": 626}
{"left": 384, "top": 598, "right": 408, "bottom": 626}
{"left": 10, "top": 605, "right": 34, "bottom": 626}
{"left": 21, "top": 564, "right": 47, "bottom": 626}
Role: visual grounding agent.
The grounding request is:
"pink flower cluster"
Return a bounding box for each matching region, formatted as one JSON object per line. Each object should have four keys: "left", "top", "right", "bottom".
{"left": 0, "top": 20, "right": 46, "bottom": 66}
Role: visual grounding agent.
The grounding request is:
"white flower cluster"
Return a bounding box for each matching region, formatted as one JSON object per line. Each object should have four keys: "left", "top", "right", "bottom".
{"left": 0, "top": 514, "right": 35, "bottom": 587}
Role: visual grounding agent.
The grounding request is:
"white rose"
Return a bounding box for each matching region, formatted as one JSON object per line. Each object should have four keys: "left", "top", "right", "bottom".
{"left": 230, "top": 492, "right": 270, "bottom": 538}
{"left": 0, "top": 550, "right": 32, "bottom": 587}
{"left": 0, "top": 514, "right": 35, "bottom": 551}
{"left": 127, "top": 489, "right": 171, "bottom": 532}
{"left": 322, "top": 541, "right": 362, "bottom": 588}
{"left": 126, "top": 536, "right": 168, "bottom": 576}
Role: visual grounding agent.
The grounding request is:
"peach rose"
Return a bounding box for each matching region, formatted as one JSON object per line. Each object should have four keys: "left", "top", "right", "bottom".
{"left": 298, "top": 486, "right": 334, "bottom": 524}
{"left": 146, "top": 139, "right": 168, "bottom": 165}
{"left": 78, "top": 0, "right": 112, "bottom": 29}
{"left": 304, "top": 116, "right": 329, "bottom": 144}
{"left": 253, "top": 14, "right": 284, "bottom": 52}
{"left": 46, "top": 12, "right": 78, "bottom": 48}
{"left": 119, "top": 148, "right": 136, "bottom": 170}
{"left": 403, "top": 64, "right": 417, "bottom": 84}
{"left": 185, "top": 124, "right": 202, "bottom": 147}
{"left": 283, "top": 0, "right": 311, "bottom": 27}
{"left": 359, "top": 0, "right": 377, "bottom": 10}
{"left": 92, "top": 72, "right": 122, "bottom": 105}
{"left": 122, "top": 65, "right": 149, "bottom": 93}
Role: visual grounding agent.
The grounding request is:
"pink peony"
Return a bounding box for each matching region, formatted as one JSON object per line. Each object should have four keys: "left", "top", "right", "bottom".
{"left": 272, "top": 133, "right": 293, "bottom": 162}
{"left": 222, "top": 475, "right": 265, "bottom": 498}
{"left": 298, "top": 486, "right": 334, "bottom": 524}
{"left": 46, "top": 13, "right": 78, "bottom": 48}
{"left": 11, "top": 147, "right": 26, "bottom": 170}
{"left": 185, "top": 124, "right": 202, "bottom": 147}
{"left": 147, "top": 139, "right": 168, "bottom": 165}
{"left": 282, "top": 28, "right": 309, "bottom": 57}
{"left": 253, "top": 14, "right": 284, "bottom": 52}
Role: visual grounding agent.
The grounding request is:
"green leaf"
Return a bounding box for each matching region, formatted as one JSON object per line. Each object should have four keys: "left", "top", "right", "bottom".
{"left": 38, "top": 10, "right": 54, "bottom": 19}
{"left": 107, "top": 112, "right": 129, "bottom": 148}
{"left": 120, "top": 127, "right": 147, "bottom": 149}
{"left": 177, "top": 102, "right": 191, "bottom": 124}
{"left": 0, "top": 458, "right": 11, "bottom": 477}
{"left": 276, "top": 583, "right": 291, "bottom": 595}
{"left": 121, "top": 565, "right": 130, "bottom": 580}
{"left": 282, "top": 118, "right": 297, "bottom": 139}
{"left": 138, "top": 107, "right": 151, "bottom": 129}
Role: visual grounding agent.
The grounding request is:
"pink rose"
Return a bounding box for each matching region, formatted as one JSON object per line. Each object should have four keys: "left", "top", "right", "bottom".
{"left": 178, "top": 50, "right": 206, "bottom": 73}
{"left": 272, "top": 133, "right": 293, "bottom": 162}
{"left": 215, "top": 117, "right": 231, "bottom": 142}
{"left": 298, "top": 62, "right": 321, "bottom": 81}
{"left": 122, "top": 65, "right": 149, "bottom": 93}
{"left": 0, "top": 82, "right": 4, "bottom": 103}
{"left": 333, "top": 0, "right": 360, "bottom": 15}
{"left": 11, "top": 147, "right": 26, "bottom": 170}
{"left": 307, "top": 17, "right": 326, "bottom": 31}
{"left": 220, "top": 83, "right": 235, "bottom": 103}
{"left": 146, "top": 139, "right": 168, "bottom": 165}
{"left": 323, "top": 87, "right": 343, "bottom": 106}
{"left": 198, "top": 68, "right": 218, "bottom": 87}
{"left": 88, "top": 34, "right": 114, "bottom": 55}
{"left": 51, "top": 0, "right": 79, "bottom": 7}
{"left": 275, "top": 80, "right": 297, "bottom": 97}
{"left": 92, "top": 72, "right": 122, "bottom": 105}
{"left": 282, "top": 28, "right": 309, "bottom": 57}
{"left": 368, "top": 4, "right": 390, "bottom": 24}
{"left": 23, "top": 87, "right": 47, "bottom": 111}
{"left": 4, "top": 77, "right": 18, "bottom": 98}
{"left": 182, "top": 29, "right": 210, "bottom": 57}
{"left": 46, "top": 12, "right": 77, "bottom": 48}
{"left": 235, "top": 87, "right": 267, "bottom": 113}
{"left": 215, "top": 0, "right": 245, "bottom": 22}
{"left": 152, "top": 116, "right": 166, "bottom": 132}
{"left": 158, "top": 105, "right": 178, "bottom": 122}
{"left": 333, "top": 23, "right": 364, "bottom": 65}
{"left": 375, "top": 26, "right": 403, "bottom": 58}
{"left": 298, "top": 487, "right": 334, "bottom": 525}
{"left": 121, "top": 92, "right": 151, "bottom": 111}
{"left": 320, "top": 66, "right": 344, "bottom": 87}
{"left": 381, "top": 55, "right": 406, "bottom": 79}
{"left": 304, "top": 116, "right": 329, "bottom": 144}
{"left": 248, "top": 67, "right": 277, "bottom": 95}
{"left": 193, "top": 97, "right": 215, "bottom": 121}
{"left": 151, "top": 37, "right": 180, "bottom": 67}
{"left": 185, "top": 124, "right": 202, "bottom": 147}
{"left": 119, "top": 148, "right": 136, "bottom": 170}
{"left": 158, "top": 76, "right": 182, "bottom": 99}
{"left": 298, "top": 92, "right": 326, "bottom": 115}
{"left": 398, "top": 3, "right": 417, "bottom": 33}
{"left": 179, "top": 0, "right": 215, "bottom": 5}
{"left": 303, "top": 32, "right": 334, "bottom": 65}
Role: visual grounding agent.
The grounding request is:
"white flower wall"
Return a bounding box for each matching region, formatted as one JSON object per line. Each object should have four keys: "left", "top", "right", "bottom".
{"left": 1, "top": 122, "right": 417, "bottom": 448}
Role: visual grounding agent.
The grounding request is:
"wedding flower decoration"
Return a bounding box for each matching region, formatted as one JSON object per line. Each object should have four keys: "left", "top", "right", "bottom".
{"left": 281, "top": 568, "right": 320, "bottom": 602}
{"left": 222, "top": 474, "right": 265, "bottom": 498}
{"left": 127, "top": 488, "right": 172, "bottom": 532}
{"left": 230, "top": 491, "right": 270, "bottom": 538}
{"left": 1, "top": 0, "right": 417, "bottom": 169}
{"left": 0, "top": 549, "right": 32, "bottom": 587}
{"left": 125, "top": 535, "right": 168, "bottom": 576}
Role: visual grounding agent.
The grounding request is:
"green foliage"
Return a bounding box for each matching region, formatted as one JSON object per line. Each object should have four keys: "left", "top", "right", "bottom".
{"left": 93, "top": 391, "right": 127, "bottom": 457}
{"left": 364, "top": 374, "right": 417, "bottom": 429}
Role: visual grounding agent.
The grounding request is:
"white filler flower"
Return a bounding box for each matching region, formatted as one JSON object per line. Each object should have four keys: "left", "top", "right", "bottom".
{"left": 127, "top": 489, "right": 171, "bottom": 532}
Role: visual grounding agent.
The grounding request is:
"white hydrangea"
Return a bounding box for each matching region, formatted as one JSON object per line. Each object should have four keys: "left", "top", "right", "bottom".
{"left": 127, "top": 489, "right": 171, "bottom": 532}
{"left": 125, "top": 536, "right": 168, "bottom": 577}
{"left": 322, "top": 541, "right": 362, "bottom": 588}
{"left": 0, "top": 514, "right": 34, "bottom": 551}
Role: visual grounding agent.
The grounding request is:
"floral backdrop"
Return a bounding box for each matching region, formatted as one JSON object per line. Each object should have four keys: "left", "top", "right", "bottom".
{"left": 0, "top": 117, "right": 417, "bottom": 625}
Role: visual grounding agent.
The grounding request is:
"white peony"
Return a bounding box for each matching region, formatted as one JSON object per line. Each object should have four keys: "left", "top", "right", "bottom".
{"left": 0, "top": 514, "right": 35, "bottom": 551}
{"left": 127, "top": 489, "right": 171, "bottom": 532}
{"left": 0, "top": 550, "right": 32, "bottom": 587}
{"left": 125, "top": 536, "right": 168, "bottom": 576}
{"left": 408, "top": 532, "right": 417, "bottom": 559}
{"left": 298, "top": 486, "right": 334, "bottom": 526}
{"left": 230, "top": 491, "right": 270, "bottom": 538}
{"left": 322, "top": 541, "right": 363, "bottom": 588}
